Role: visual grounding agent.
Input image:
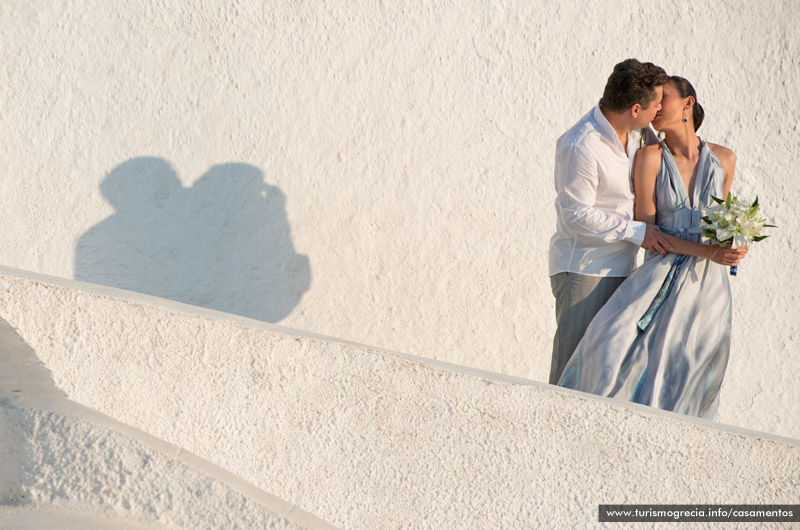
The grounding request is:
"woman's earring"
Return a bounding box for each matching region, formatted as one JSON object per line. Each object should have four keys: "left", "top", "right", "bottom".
{"left": 683, "top": 108, "right": 688, "bottom": 123}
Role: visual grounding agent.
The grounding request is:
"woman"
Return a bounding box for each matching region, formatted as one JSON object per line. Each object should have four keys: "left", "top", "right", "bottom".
{"left": 557, "top": 76, "right": 747, "bottom": 420}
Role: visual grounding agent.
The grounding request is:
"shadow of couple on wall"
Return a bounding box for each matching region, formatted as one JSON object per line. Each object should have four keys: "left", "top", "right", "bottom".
{"left": 75, "top": 157, "right": 310, "bottom": 323}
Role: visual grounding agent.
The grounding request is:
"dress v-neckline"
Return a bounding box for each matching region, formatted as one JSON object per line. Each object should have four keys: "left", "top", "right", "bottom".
{"left": 663, "top": 140, "right": 704, "bottom": 208}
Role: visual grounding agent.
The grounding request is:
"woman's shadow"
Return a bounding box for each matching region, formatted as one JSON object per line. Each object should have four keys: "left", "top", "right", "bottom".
{"left": 75, "top": 157, "right": 310, "bottom": 323}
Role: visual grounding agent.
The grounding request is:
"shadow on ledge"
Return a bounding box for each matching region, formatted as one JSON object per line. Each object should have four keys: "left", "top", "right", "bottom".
{"left": 75, "top": 157, "right": 310, "bottom": 323}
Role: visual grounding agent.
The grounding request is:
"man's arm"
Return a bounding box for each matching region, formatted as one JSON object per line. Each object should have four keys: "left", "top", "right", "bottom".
{"left": 556, "top": 144, "right": 670, "bottom": 255}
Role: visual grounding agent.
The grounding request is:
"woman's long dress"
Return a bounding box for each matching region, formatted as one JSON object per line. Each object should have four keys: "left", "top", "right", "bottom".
{"left": 557, "top": 139, "right": 732, "bottom": 420}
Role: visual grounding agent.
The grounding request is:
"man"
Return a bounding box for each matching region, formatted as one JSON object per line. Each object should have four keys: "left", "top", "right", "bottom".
{"left": 548, "top": 59, "right": 672, "bottom": 385}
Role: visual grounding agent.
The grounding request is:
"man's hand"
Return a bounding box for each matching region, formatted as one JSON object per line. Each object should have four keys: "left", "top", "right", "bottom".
{"left": 641, "top": 224, "right": 673, "bottom": 255}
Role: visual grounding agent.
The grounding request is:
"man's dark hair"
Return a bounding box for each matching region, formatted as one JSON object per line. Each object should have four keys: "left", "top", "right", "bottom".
{"left": 601, "top": 59, "right": 667, "bottom": 112}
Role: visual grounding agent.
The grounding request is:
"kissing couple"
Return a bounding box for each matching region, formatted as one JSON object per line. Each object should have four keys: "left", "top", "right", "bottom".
{"left": 548, "top": 58, "right": 747, "bottom": 420}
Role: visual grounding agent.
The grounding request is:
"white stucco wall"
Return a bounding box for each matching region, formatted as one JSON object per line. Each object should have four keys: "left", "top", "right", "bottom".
{"left": 0, "top": 268, "right": 798, "bottom": 529}
{"left": 2, "top": 1, "right": 798, "bottom": 439}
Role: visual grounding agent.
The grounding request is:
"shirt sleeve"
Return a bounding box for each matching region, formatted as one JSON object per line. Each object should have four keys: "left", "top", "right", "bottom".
{"left": 555, "top": 144, "right": 646, "bottom": 245}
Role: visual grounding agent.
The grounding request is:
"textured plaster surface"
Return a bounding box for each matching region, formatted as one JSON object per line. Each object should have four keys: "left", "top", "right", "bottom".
{"left": 0, "top": 268, "right": 798, "bottom": 529}
{"left": 1, "top": 0, "right": 798, "bottom": 440}
{"left": 0, "top": 404, "right": 314, "bottom": 530}
{"left": 0, "top": 309, "right": 337, "bottom": 530}
{"left": 0, "top": 506, "right": 169, "bottom": 530}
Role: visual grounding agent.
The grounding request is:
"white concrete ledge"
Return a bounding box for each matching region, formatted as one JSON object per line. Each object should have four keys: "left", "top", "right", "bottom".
{"left": 1, "top": 266, "right": 798, "bottom": 529}
{"left": 0, "top": 309, "right": 338, "bottom": 530}
{"left": 0, "top": 399, "right": 335, "bottom": 530}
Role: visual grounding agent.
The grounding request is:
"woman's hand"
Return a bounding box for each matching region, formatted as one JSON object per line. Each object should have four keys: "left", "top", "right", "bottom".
{"left": 709, "top": 244, "right": 748, "bottom": 266}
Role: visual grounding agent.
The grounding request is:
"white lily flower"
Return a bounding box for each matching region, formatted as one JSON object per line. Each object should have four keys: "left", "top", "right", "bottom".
{"left": 732, "top": 233, "right": 748, "bottom": 249}
{"left": 701, "top": 193, "right": 775, "bottom": 250}
{"left": 717, "top": 226, "right": 736, "bottom": 241}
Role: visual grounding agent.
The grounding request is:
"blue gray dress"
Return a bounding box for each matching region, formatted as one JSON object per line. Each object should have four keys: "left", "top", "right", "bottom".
{"left": 558, "top": 139, "right": 731, "bottom": 420}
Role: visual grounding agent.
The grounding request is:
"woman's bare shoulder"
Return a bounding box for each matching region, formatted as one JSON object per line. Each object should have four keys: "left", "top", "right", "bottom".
{"left": 707, "top": 142, "right": 736, "bottom": 166}
{"left": 636, "top": 143, "right": 663, "bottom": 166}
{"left": 640, "top": 142, "right": 663, "bottom": 154}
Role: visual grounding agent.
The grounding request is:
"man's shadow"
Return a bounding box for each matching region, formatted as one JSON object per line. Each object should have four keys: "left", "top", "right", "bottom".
{"left": 75, "top": 157, "right": 310, "bottom": 323}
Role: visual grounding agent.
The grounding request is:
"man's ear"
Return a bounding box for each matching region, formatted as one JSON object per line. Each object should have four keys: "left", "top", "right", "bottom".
{"left": 630, "top": 103, "right": 642, "bottom": 119}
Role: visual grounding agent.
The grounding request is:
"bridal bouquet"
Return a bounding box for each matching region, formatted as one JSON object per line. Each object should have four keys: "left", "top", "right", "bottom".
{"left": 701, "top": 193, "right": 776, "bottom": 275}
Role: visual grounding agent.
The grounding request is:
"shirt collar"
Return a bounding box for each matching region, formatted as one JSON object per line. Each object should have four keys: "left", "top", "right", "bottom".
{"left": 593, "top": 103, "right": 642, "bottom": 155}
{"left": 592, "top": 103, "right": 619, "bottom": 146}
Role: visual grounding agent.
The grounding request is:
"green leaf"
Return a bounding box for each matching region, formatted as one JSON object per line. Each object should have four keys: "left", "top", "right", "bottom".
{"left": 711, "top": 195, "right": 724, "bottom": 205}
{"left": 753, "top": 235, "right": 769, "bottom": 242}
{"left": 751, "top": 196, "right": 759, "bottom": 208}
{"left": 725, "top": 193, "right": 733, "bottom": 208}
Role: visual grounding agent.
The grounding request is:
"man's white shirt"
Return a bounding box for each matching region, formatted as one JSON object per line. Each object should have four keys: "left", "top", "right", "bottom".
{"left": 549, "top": 105, "right": 650, "bottom": 277}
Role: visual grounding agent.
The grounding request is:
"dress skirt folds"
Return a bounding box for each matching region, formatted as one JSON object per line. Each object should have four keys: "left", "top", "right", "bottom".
{"left": 558, "top": 140, "right": 732, "bottom": 420}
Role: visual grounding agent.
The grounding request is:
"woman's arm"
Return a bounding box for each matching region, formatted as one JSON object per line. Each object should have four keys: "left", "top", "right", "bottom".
{"left": 705, "top": 143, "right": 745, "bottom": 265}
{"left": 633, "top": 144, "right": 661, "bottom": 225}
{"left": 632, "top": 144, "right": 746, "bottom": 266}
{"left": 664, "top": 233, "right": 745, "bottom": 265}
{"left": 708, "top": 142, "right": 736, "bottom": 198}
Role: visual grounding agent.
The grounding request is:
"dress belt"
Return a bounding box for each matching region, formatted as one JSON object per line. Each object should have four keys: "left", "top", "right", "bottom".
{"left": 658, "top": 225, "right": 703, "bottom": 237}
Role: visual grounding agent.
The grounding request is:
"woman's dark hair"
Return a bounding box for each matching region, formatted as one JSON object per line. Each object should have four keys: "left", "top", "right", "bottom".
{"left": 601, "top": 58, "right": 667, "bottom": 112}
{"left": 667, "top": 76, "right": 705, "bottom": 131}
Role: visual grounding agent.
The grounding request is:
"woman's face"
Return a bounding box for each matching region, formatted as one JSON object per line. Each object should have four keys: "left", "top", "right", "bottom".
{"left": 651, "top": 81, "right": 688, "bottom": 131}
